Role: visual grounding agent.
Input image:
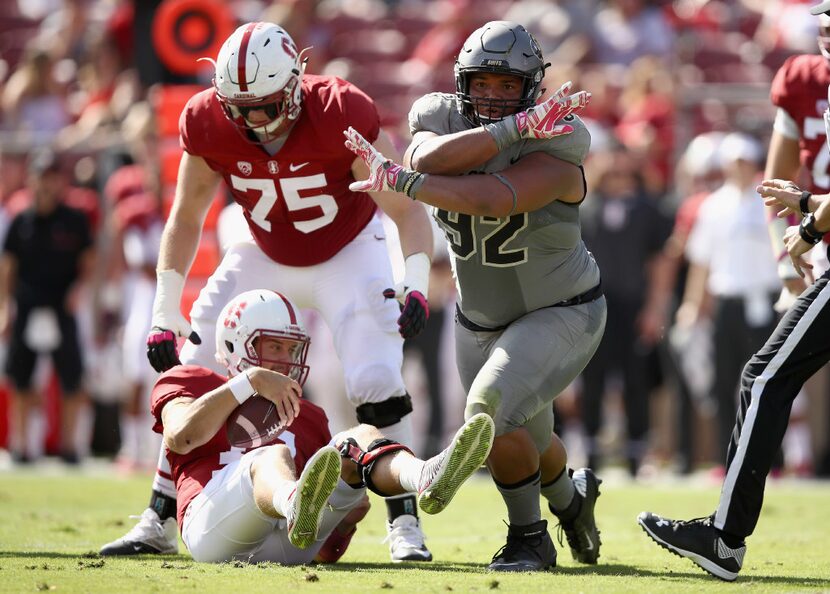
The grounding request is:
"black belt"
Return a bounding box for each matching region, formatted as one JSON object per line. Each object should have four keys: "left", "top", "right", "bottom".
{"left": 455, "top": 282, "right": 603, "bottom": 333}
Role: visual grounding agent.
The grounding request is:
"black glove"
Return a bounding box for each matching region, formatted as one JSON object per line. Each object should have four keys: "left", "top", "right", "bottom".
{"left": 383, "top": 289, "right": 429, "bottom": 339}
{"left": 147, "top": 327, "right": 184, "bottom": 372}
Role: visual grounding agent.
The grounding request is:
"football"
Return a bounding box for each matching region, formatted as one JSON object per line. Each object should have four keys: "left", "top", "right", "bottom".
{"left": 226, "top": 395, "right": 287, "bottom": 449}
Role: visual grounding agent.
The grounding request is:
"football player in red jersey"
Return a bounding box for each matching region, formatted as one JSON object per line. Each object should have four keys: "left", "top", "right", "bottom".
{"left": 141, "top": 289, "right": 493, "bottom": 563}
{"left": 100, "top": 22, "right": 436, "bottom": 560}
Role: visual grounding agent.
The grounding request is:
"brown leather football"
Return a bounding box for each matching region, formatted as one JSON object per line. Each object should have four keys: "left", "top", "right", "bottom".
{"left": 226, "top": 395, "right": 287, "bottom": 449}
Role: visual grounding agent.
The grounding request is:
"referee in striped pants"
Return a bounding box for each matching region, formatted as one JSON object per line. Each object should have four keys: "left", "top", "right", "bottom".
{"left": 638, "top": 175, "right": 830, "bottom": 580}
{"left": 636, "top": 25, "right": 830, "bottom": 572}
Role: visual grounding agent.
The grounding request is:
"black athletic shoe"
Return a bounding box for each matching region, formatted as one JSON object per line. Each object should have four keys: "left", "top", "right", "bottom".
{"left": 637, "top": 512, "right": 745, "bottom": 581}
{"left": 551, "top": 467, "right": 602, "bottom": 564}
{"left": 487, "top": 519, "right": 557, "bottom": 572}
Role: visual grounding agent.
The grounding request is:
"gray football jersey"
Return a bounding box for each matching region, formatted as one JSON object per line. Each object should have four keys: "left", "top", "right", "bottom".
{"left": 408, "top": 92, "right": 601, "bottom": 328}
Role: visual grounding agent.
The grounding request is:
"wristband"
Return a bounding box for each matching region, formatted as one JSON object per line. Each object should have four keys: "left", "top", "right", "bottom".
{"left": 799, "top": 213, "right": 825, "bottom": 245}
{"left": 403, "top": 171, "right": 427, "bottom": 199}
{"left": 228, "top": 370, "right": 256, "bottom": 404}
{"left": 799, "top": 191, "right": 812, "bottom": 216}
{"left": 485, "top": 117, "right": 522, "bottom": 151}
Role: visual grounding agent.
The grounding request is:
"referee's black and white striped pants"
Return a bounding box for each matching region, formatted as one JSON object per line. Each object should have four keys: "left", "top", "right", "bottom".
{"left": 714, "top": 272, "right": 830, "bottom": 538}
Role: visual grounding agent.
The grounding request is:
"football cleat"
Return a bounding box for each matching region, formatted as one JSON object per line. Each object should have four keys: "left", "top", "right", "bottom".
{"left": 385, "top": 514, "right": 433, "bottom": 562}
{"left": 286, "top": 446, "right": 342, "bottom": 550}
{"left": 417, "top": 413, "right": 494, "bottom": 515}
{"left": 638, "top": 512, "right": 745, "bottom": 581}
{"left": 488, "top": 519, "right": 557, "bottom": 572}
{"left": 99, "top": 508, "right": 178, "bottom": 556}
{"left": 552, "top": 467, "right": 602, "bottom": 564}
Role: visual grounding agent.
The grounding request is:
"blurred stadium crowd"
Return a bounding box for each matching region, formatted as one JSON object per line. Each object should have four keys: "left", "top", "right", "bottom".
{"left": 0, "top": 0, "right": 828, "bottom": 480}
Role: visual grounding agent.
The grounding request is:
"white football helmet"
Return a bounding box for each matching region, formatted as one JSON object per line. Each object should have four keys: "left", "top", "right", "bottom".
{"left": 215, "top": 289, "right": 310, "bottom": 385}
{"left": 211, "top": 22, "right": 308, "bottom": 143}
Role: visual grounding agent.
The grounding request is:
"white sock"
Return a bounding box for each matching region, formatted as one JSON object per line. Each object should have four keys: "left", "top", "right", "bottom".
{"left": 271, "top": 478, "right": 298, "bottom": 518}
{"left": 151, "top": 446, "right": 177, "bottom": 498}
{"left": 395, "top": 455, "right": 426, "bottom": 493}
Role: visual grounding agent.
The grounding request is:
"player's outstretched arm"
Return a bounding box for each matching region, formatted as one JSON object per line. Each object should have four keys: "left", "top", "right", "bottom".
{"left": 345, "top": 127, "right": 584, "bottom": 217}
{"left": 350, "top": 130, "right": 433, "bottom": 339}
{"left": 147, "top": 153, "right": 221, "bottom": 372}
{"left": 406, "top": 82, "right": 589, "bottom": 176}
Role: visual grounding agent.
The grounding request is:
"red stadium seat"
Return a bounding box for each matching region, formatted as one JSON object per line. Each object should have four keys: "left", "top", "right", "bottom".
{"left": 152, "top": 84, "right": 205, "bottom": 138}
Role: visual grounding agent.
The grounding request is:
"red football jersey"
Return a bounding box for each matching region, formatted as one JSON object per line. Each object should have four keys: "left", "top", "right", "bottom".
{"left": 770, "top": 54, "right": 830, "bottom": 192}
{"left": 150, "top": 365, "right": 332, "bottom": 531}
{"left": 179, "top": 75, "right": 379, "bottom": 266}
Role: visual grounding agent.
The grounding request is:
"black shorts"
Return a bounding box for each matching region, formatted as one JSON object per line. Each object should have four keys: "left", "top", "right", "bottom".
{"left": 5, "top": 306, "right": 83, "bottom": 394}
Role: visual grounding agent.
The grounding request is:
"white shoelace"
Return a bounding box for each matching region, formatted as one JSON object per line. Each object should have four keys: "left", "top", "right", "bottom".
{"left": 383, "top": 518, "right": 427, "bottom": 549}
{"left": 122, "top": 511, "right": 165, "bottom": 540}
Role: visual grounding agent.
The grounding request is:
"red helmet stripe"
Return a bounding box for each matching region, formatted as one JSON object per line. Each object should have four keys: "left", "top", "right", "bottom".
{"left": 275, "top": 291, "right": 298, "bottom": 325}
{"left": 236, "top": 22, "right": 257, "bottom": 92}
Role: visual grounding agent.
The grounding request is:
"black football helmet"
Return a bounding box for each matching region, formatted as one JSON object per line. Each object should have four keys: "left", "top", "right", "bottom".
{"left": 454, "top": 21, "right": 549, "bottom": 126}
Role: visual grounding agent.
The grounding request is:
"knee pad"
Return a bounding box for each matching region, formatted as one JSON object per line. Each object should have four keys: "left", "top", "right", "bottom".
{"left": 338, "top": 438, "right": 412, "bottom": 497}
{"left": 355, "top": 394, "right": 413, "bottom": 428}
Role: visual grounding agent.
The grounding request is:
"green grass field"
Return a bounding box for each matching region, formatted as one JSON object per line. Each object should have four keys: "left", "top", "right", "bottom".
{"left": 1, "top": 468, "right": 829, "bottom": 593}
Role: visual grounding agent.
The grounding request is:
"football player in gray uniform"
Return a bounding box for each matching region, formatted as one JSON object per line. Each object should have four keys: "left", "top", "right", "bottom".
{"left": 344, "top": 21, "right": 606, "bottom": 572}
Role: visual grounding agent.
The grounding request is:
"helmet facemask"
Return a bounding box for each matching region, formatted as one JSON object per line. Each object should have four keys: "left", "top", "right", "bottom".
{"left": 232, "top": 329, "right": 310, "bottom": 385}
{"left": 210, "top": 22, "right": 309, "bottom": 145}
{"left": 455, "top": 68, "right": 543, "bottom": 125}
{"left": 454, "top": 21, "right": 548, "bottom": 127}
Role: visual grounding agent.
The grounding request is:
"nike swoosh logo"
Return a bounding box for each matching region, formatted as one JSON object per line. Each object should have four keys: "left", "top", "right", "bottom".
{"left": 289, "top": 162, "right": 310, "bottom": 172}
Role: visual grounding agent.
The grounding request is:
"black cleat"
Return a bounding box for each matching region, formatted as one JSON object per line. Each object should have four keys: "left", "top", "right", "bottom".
{"left": 551, "top": 467, "right": 602, "bottom": 564}
{"left": 487, "top": 519, "right": 557, "bottom": 572}
{"left": 637, "top": 512, "right": 745, "bottom": 581}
